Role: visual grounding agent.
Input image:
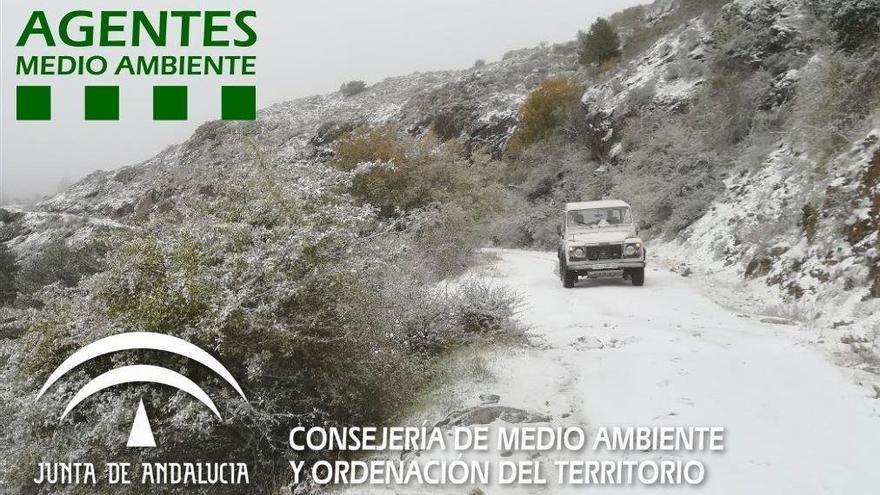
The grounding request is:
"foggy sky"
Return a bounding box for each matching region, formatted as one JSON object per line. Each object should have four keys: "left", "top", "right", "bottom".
{"left": 0, "top": 0, "right": 644, "bottom": 204}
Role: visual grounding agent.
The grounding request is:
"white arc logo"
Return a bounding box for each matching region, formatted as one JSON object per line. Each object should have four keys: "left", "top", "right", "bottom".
{"left": 35, "top": 332, "right": 248, "bottom": 448}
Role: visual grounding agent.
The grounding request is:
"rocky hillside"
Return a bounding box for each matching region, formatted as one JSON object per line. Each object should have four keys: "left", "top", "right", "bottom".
{"left": 23, "top": 47, "right": 577, "bottom": 218}
{"left": 0, "top": 38, "right": 578, "bottom": 271}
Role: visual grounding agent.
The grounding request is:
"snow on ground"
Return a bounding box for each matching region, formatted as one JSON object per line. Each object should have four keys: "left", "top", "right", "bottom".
{"left": 654, "top": 132, "right": 880, "bottom": 390}
{"left": 342, "top": 249, "right": 880, "bottom": 494}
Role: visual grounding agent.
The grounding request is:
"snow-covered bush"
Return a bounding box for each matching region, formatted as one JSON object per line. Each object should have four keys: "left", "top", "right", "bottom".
{"left": 793, "top": 50, "right": 880, "bottom": 164}
{"left": 335, "top": 127, "right": 506, "bottom": 214}
{"left": 664, "top": 56, "right": 705, "bottom": 81}
{"left": 708, "top": 0, "right": 808, "bottom": 73}
{"left": 339, "top": 80, "right": 367, "bottom": 97}
{"left": 448, "top": 279, "right": 521, "bottom": 338}
{"left": 333, "top": 127, "right": 513, "bottom": 275}
{"left": 0, "top": 164, "right": 522, "bottom": 492}
{"left": 620, "top": 79, "right": 657, "bottom": 115}
{"left": 0, "top": 242, "right": 16, "bottom": 304}
{"left": 817, "top": 0, "right": 880, "bottom": 52}
{"left": 394, "top": 277, "right": 522, "bottom": 355}
{"left": 410, "top": 203, "right": 489, "bottom": 277}
{"left": 613, "top": 116, "right": 724, "bottom": 236}
{"left": 492, "top": 142, "right": 601, "bottom": 248}
{"left": 14, "top": 239, "right": 105, "bottom": 303}
{"left": 701, "top": 69, "right": 775, "bottom": 147}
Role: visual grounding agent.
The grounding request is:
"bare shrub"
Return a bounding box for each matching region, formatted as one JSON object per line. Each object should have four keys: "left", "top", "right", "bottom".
{"left": 621, "top": 80, "right": 657, "bottom": 115}
{"left": 793, "top": 50, "right": 880, "bottom": 164}
{"left": 431, "top": 107, "right": 473, "bottom": 141}
{"left": 696, "top": 69, "right": 774, "bottom": 149}
{"left": 311, "top": 120, "right": 357, "bottom": 146}
{"left": 410, "top": 204, "right": 484, "bottom": 278}
{"left": 15, "top": 239, "right": 104, "bottom": 301}
{"left": 613, "top": 116, "right": 723, "bottom": 236}
{"left": 664, "top": 57, "right": 705, "bottom": 81}
{"left": 494, "top": 142, "right": 599, "bottom": 248}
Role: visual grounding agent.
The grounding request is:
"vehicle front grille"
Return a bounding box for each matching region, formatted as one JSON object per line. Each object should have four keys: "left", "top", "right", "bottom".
{"left": 585, "top": 245, "right": 622, "bottom": 261}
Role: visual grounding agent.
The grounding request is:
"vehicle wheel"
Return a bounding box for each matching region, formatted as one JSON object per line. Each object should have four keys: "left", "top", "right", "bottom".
{"left": 563, "top": 269, "right": 577, "bottom": 288}
{"left": 631, "top": 268, "right": 645, "bottom": 286}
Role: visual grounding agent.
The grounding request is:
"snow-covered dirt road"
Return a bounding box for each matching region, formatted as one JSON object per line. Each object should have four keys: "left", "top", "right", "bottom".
{"left": 343, "top": 249, "right": 880, "bottom": 494}
{"left": 447, "top": 250, "right": 880, "bottom": 494}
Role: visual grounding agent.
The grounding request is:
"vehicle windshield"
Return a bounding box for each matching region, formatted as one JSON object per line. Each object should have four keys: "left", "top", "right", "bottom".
{"left": 567, "top": 207, "right": 632, "bottom": 229}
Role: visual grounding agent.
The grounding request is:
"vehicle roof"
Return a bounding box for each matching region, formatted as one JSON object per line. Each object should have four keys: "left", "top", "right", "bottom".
{"left": 565, "top": 200, "right": 631, "bottom": 211}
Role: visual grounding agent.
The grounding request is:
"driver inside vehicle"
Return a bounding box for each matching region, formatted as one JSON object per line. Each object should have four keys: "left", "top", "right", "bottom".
{"left": 606, "top": 210, "right": 621, "bottom": 225}
{"left": 567, "top": 207, "right": 633, "bottom": 229}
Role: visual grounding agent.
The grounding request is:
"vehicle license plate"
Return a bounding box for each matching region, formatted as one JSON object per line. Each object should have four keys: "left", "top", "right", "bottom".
{"left": 592, "top": 263, "right": 616, "bottom": 270}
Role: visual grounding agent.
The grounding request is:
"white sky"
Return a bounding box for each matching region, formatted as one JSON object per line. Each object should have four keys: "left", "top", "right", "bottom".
{"left": 0, "top": 0, "right": 643, "bottom": 203}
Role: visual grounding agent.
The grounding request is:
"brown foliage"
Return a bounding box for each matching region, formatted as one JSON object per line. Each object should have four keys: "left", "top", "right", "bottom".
{"left": 745, "top": 256, "right": 772, "bottom": 279}
{"left": 860, "top": 151, "right": 880, "bottom": 297}
{"left": 508, "top": 77, "right": 584, "bottom": 153}
{"left": 801, "top": 203, "right": 818, "bottom": 243}
{"left": 599, "top": 57, "right": 619, "bottom": 73}
{"left": 333, "top": 127, "right": 509, "bottom": 220}
{"left": 331, "top": 128, "right": 514, "bottom": 276}
{"left": 333, "top": 126, "right": 407, "bottom": 172}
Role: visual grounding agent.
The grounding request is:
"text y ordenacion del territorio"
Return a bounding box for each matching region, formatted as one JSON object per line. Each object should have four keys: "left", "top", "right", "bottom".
{"left": 288, "top": 425, "right": 725, "bottom": 487}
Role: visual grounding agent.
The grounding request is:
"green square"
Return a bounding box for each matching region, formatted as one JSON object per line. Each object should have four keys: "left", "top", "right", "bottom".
{"left": 85, "top": 86, "right": 119, "bottom": 120}
{"left": 16, "top": 86, "right": 51, "bottom": 120}
{"left": 153, "top": 86, "right": 188, "bottom": 120}
{"left": 221, "top": 86, "right": 255, "bottom": 120}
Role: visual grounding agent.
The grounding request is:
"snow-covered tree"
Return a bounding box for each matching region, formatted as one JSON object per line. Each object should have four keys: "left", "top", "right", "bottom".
{"left": 814, "top": 0, "right": 880, "bottom": 52}
{"left": 339, "top": 80, "right": 366, "bottom": 96}
{"left": 577, "top": 18, "right": 621, "bottom": 66}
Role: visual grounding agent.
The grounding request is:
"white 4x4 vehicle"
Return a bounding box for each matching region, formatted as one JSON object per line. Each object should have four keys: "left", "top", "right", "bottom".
{"left": 557, "top": 200, "right": 646, "bottom": 288}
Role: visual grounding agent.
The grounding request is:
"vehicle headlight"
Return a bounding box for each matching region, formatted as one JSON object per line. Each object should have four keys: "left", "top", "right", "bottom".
{"left": 572, "top": 247, "right": 586, "bottom": 258}
{"left": 624, "top": 242, "right": 642, "bottom": 257}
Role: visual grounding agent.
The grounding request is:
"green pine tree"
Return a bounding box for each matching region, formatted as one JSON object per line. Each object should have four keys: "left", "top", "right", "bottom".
{"left": 578, "top": 18, "right": 621, "bottom": 66}
{"left": 0, "top": 242, "right": 17, "bottom": 305}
